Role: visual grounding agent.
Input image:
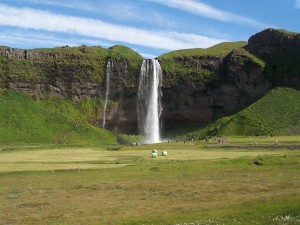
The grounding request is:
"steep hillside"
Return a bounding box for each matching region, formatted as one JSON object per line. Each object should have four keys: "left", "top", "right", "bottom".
{"left": 159, "top": 39, "right": 270, "bottom": 130}
{"left": 190, "top": 88, "right": 300, "bottom": 138}
{"left": 158, "top": 41, "right": 248, "bottom": 86}
{"left": 159, "top": 29, "right": 300, "bottom": 131}
{"left": 0, "top": 90, "right": 116, "bottom": 145}
{"left": 0, "top": 45, "right": 143, "bottom": 132}
{"left": 0, "top": 45, "right": 143, "bottom": 98}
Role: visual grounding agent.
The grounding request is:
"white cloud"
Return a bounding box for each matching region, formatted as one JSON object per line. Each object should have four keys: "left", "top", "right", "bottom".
{"left": 147, "top": 0, "right": 270, "bottom": 28}
{"left": 0, "top": 30, "right": 112, "bottom": 48}
{"left": 0, "top": 4, "right": 227, "bottom": 51}
{"left": 16, "top": 0, "right": 175, "bottom": 27}
{"left": 295, "top": 0, "right": 300, "bottom": 8}
{"left": 100, "top": 2, "right": 175, "bottom": 27}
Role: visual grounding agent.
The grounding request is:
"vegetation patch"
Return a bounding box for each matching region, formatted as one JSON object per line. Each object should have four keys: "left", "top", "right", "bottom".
{"left": 0, "top": 91, "right": 116, "bottom": 145}
{"left": 190, "top": 87, "right": 300, "bottom": 139}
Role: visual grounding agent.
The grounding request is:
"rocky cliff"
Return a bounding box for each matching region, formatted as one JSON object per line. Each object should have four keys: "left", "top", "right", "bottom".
{"left": 159, "top": 29, "right": 300, "bottom": 130}
{"left": 0, "top": 45, "right": 143, "bottom": 133}
{"left": 0, "top": 29, "right": 299, "bottom": 134}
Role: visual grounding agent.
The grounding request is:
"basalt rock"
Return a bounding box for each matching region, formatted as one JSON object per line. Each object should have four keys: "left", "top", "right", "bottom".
{"left": 247, "top": 28, "right": 300, "bottom": 53}
{"left": 160, "top": 48, "right": 271, "bottom": 129}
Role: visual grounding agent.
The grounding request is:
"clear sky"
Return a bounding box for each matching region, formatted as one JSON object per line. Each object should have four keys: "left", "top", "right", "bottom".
{"left": 0, "top": 0, "right": 299, "bottom": 58}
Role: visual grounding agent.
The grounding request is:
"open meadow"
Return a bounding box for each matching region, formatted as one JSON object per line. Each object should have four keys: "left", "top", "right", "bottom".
{"left": 0, "top": 136, "right": 299, "bottom": 225}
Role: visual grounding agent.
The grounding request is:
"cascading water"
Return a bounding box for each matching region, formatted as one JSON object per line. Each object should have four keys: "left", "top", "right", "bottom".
{"left": 102, "top": 58, "right": 113, "bottom": 128}
{"left": 137, "top": 59, "right": 162, "bottom": 144}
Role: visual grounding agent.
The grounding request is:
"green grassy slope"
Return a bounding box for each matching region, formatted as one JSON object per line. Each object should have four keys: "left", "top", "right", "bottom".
{"left": 0, "top": 90, "right": 116, "bottom": 145}
{"left": 190, "top": 87, "right": 300, "bottom": 138}
{"left": 158, "top": 41, "right": 247, "bottom": 59}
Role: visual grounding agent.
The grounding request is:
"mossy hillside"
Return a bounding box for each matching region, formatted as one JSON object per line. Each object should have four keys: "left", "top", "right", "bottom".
{"left": 191, "top": 87, "right": 300, "bottom": 138}
{"left": 247, "top": 29, "right": 300, "bottom": 83}
{"left": 157, "top": 41, "right": 264, "bottom": 87}
{"left": 258, "top": 50, "right": 300, "bottom": 84}
{"left": 229, "top": 47, "right": 266, "bottom": 68}
{"left": 0, "top": 91, "right": 116, "bottom": 145}
{"left": 108, "top": 45, "right": 144, "bottom": 90}
{"left": 76, "top": 98, "right": 118, "bottom": 123}
{"left": 0, "top": 46, "right": 106, "bottom": 83}
{"left": 108, "top": 45, "right": 143, "bottom": 70}
{"left": 159, "top": 42, "right": 247, "bottom": 59}
{"left": 0, "top": 57, "right": 38, "bottom": 83}
{"left": 0, "top": 45, "right": 143, "bottom": 84}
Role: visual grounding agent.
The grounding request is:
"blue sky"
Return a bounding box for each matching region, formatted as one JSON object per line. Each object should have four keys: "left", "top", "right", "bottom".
{"left": 0, "top": 0, "right": 299, "bottom": 58}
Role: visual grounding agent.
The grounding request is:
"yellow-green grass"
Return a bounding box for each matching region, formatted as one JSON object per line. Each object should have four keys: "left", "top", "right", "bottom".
{"left": 0, "top": 138, "right": 299, "bottom": 225}
{"left": 0, "top": 163, "right": 128, "bottom": 173}
{"left": 1, "top": 136, "right": 299, "bottom": 173}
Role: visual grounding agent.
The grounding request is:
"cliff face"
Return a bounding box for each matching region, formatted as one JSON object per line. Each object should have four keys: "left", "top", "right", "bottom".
{"left": 159, "top": 47, "right": 271, "bottom": 129}
{"left": 159, "top": 29, "right": 299, "bottom": 130}
{"left": 0, "top": 29, "right": 299, "bottom": 134}
{"left": 0, "top": 45, "right": 143, "bottom": 98}
{"left": 0, "top": 45, "right": 143, "bottom": 133}
{"left": 102, "top": 58, "right": 141, "bottom": 133}
{"left": 247, "top": 29, "right": 300, "bottom": 89}
{"left": 247, "top": 28, "right": 300, "bottom": 53}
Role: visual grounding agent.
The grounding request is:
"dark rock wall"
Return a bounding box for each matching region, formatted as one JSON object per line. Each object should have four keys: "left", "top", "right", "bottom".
{"left": 248, "top": 28, "right": 300, "bottom": 53}
{"left": 104, "top": 58, "right": 140, "bottom": 133}
{"left": 161, "top": 50, "right": 271, "bottom": 130}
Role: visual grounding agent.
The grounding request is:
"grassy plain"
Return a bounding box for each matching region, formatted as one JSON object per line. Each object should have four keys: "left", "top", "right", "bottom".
{"left": 0, "top": 136, "right": 299, "bottom": 225}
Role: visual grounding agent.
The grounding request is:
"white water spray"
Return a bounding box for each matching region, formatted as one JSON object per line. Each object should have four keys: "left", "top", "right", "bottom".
{"left": 102, "top": 58, "right": 113, "bottom": 128}
{"left": 137, "top": 59, "right": 162, "bottom": 144}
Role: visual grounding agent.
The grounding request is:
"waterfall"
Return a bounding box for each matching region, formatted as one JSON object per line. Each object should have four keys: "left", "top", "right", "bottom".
{"left": 102, "top": 58, "right": 113, "bottom": 128}
{"left": 137, "top": 59, "right": 162, "bottom": 144}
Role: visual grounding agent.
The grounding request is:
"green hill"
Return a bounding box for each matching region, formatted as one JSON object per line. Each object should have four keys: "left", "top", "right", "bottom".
{"left": 0, "top": 90, "right": 116, "bottom": 145}
{"left": 190, "top": 87, "right": 300, "bottom": 138}
{"left": 158, "top": 41, "right": 247, "bottom": 59}
{"left": 157, "top": 41, "right": 265, "bottom": 87}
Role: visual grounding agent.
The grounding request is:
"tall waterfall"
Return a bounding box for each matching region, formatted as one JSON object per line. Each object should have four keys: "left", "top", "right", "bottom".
{"left": 137, "top": 59, "right": 162, "bottom": 144}
{"left": 102, "top": 58, "right": 113, "bottom": 128}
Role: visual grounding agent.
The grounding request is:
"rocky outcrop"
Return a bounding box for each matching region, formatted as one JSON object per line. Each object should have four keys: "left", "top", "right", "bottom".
{"left": 0, "top": 45, "right": 142, "bottom": 99}
{"left": 248, "top": 28, "right": 300, "bottom": 53}
{"left": 159, "top": 29, "right": 300, "bottom": 130}
{"left": 0, "top": 45, "right": 143, "bottom": 133}
{"left": 103, "top": 58, "right": 140, "bottom": 133}
{"left": 247, "top": 29, "right": 300, "bottom": 89}
{"left": 160, "top": 49, "right": 271, "bottom": 129}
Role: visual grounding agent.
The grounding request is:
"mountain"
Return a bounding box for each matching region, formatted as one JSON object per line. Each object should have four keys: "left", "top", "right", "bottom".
{"left": 187, "top": 87, "right": 300, "bottom": 139}
{"left": 0, "top": 28, "right": 300, "bottom": 136}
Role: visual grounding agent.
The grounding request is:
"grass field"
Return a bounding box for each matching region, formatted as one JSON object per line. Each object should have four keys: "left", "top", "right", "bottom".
{"left": 0, "top": 136, "right": 299, "bottom": 225}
